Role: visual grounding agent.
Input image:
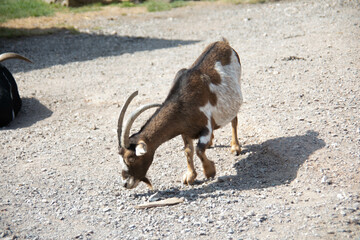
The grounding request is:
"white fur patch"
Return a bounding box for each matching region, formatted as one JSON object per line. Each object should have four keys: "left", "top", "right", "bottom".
{"left": 202, "top": 50, "right": 243, "bottom": 127}
{"left": 119, "top": 155, "right": 128, "bottom": 171}
{"left": 197, "top": 109, "right": 212, "bottom": 144}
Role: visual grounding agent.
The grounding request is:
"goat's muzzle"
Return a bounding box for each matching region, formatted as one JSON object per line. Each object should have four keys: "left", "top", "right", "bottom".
{"left": 122, "top": 176, "right": 140, "bottom": 189}
{"left": 122, "top": 176, "right": 153, "bottom": 190}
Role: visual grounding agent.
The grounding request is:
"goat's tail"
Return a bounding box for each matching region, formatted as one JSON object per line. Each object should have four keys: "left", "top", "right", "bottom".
{"left": 221, "top": 37, "right": 229, "bottom": 45}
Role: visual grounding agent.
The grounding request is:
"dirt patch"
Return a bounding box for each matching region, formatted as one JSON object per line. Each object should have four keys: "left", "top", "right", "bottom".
{"left": 0, "top": 0, "right": 359, "bottom": 239}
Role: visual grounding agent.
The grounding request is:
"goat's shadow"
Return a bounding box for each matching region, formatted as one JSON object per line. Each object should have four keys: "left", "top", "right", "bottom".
{"left": 134, "top": 130, "right": 326, "bottom": 201}
{"left": 2, "top": 97, "right": 53, "bottom": 129}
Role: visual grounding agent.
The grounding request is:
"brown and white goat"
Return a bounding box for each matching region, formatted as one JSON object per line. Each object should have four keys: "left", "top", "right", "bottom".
{"left": 117, "top": 39, "right": 242, "bottom": 189}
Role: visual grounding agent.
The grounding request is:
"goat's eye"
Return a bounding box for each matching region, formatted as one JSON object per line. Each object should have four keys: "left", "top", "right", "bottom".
{"left": 127, "top": 157, "right": 135, "bottom": 163}
{"left": 124, "top": 157, "right": 135, "bottom": 165}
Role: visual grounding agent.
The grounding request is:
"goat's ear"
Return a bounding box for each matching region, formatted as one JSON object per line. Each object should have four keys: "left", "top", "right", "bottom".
{"left": 118, "top": 146, "right": 124, "bottom": 155}
{"left": 135, "top": 140, "right": 147, "bottom": 156}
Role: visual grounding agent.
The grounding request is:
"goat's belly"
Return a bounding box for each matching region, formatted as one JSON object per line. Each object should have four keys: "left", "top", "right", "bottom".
{"left": 200, "top": 77, "right": 242, "bottom": 128}
{"left": 211, "top": 84, "right": 243, "bottom": 127}
{"left": 199, "top": 85, "right": 242, "bottom": 129}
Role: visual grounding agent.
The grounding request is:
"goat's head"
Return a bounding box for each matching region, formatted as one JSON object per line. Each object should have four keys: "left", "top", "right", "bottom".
{"left": 117, "top": 91, "right": 161, "bottom": 189}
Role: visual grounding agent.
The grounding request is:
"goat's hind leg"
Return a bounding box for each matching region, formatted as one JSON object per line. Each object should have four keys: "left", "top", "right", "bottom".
{"left": 196, "top": 128, "right": 216, "bottom": 179}
{"left": 230, "top": 116, "right": 241, "bottom": 155}
{"left": 182, "top": 135, "right": 197, "bottom": 185}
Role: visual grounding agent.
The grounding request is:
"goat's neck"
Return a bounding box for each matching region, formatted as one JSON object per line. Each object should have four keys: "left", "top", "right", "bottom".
{"left": 139, "top": 102, "right": 182, "bottom": 150}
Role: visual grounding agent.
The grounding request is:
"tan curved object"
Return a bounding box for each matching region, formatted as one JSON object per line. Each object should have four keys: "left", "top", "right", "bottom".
{"left": 0, "top": 52, "right": 32, "bottom": 63}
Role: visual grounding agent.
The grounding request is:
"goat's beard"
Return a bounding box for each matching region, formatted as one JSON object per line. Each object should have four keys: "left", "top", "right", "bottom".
{"left": 141, "top": 177, "right": 153, "bottom": 190}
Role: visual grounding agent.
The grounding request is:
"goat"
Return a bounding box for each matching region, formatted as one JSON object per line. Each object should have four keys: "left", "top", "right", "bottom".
{"left": 0, "top": 53, "right": 32, "bottom": 127}
{"left": 117, "top": 39, "right": 242, "bottom": 189}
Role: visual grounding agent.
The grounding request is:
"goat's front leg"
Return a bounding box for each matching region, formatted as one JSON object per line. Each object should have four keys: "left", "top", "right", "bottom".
{"left": 208, "top": 132, "right": 215, "bottom": 147}
{"left": 182, "top": 135, "right": 197, "bottom": 185}
{"left": 196, "top": 128, "right": 216, "bottom": 179}
{"left": 230, "top": 116, "right": 241, "bottom": 155}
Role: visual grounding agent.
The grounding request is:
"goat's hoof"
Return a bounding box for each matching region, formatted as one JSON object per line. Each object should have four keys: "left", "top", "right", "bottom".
{"left": 204, "top": 160, "right": 216, "bottom": 179}
{"left": 231, "top": 145, "right": 241, "bottom": 156}
{"left": 182, "top": 171, "right": 197, "bottom": 185}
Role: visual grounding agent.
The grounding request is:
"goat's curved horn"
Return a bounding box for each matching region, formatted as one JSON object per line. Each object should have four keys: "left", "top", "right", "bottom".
{"left": 117, "top": 91, "right": 139, "bottom": 147}
{"left": 0, "top": 53, "right": 32, "bottom": 63}
{"left": 121, "top": 103, "right": 162, "bottom": 149}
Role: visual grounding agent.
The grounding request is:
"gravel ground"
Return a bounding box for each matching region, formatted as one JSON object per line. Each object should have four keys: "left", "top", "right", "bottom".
{"left": 1, "top": 0, "right": 360, "bottom": 239}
